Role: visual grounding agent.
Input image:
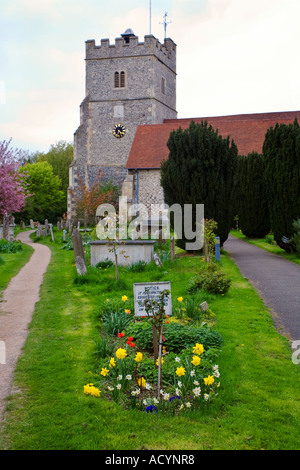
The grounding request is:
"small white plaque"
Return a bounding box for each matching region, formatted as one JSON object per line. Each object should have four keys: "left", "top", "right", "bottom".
{"left": 133, "top": 282, "right": 172, "bottom": 317}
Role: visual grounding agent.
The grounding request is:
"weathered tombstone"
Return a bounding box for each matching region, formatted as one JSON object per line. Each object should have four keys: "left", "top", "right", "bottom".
{"left": 200, "top": 301, "right": 209, "bottom": 312}
{"left": 72, "top": 229, "right": 87, "bottom": 275}
{"left": 153, "top": 253, "right": 162, "bottom": 267}
{"left": 63, "top": 229, "right": 67, "bottom": 241}
{"left": 20, "top": 220, "right": 25, "bottom": 229}
{"left": 170, "top": 236, "right": 175, "bottom": 262}
{"left": 30, "top": 219, "right": 34, "bottom": 229}
{"left": 49, "top": 224, "right": 54, "bottom": 242}
{"left": 36, "top": 224, "right": 41, "bottom": 238}
{"left": 57, "top": 221, "right": 61, "bottom": 231}
{"left": 215, "top": 236, "right": 221, "bottom": 262}
{"left": 44, "top": 219, "right": 48, "bottom": 230}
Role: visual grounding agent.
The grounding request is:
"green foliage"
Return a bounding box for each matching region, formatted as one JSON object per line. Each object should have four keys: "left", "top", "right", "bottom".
{"left": 263, "top": 119, "right": 300, "bottom": 251}
{"left": 19, "top": 161, "right": 64, "bottom": 223}
{"left": 187, "top": 262, "right": 231, "bottom": 295}
{"left": 102, "top": 310, "right": 133, "bottom": 336}
{"left": 234, "top": 152, "right": 270, "bottom": 238}
{"left": 291, "top": 219, "right": 300, "bottom": 254}
{"left": 0, "top": 239, "right": 23, "bottom": 253}
{"left": 92, "top": 334, "right": 116, "bottom": 358}
{"left": 161, "top": 120, "right": 238, "bottom": 248}
{"left": 126, "top": 321, "right": 223, "bottom": 353}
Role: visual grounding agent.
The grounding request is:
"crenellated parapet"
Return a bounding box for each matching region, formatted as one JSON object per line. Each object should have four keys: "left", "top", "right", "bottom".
{"left": 85, "top": 34, "right": 176, "bottom": 73}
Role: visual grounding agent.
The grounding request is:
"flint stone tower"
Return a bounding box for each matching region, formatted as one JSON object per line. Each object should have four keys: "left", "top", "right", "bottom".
{"left": 68, "top": 29, "right": 177, "bottom": 218}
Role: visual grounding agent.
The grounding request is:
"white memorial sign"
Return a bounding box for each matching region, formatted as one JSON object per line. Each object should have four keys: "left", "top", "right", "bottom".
{"left": 133, "top": 282, "right": 172, "bottom": 317}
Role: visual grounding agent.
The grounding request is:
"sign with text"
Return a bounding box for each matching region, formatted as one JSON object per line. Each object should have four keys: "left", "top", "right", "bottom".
{"left": 133, "top": 282, "right": 172, "bottom": 317}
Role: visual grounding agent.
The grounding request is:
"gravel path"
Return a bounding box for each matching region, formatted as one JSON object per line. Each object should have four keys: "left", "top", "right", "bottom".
{"left": 224, "top": 235, "right": 300, "bottom": 342}
{"left": 0, "top": 231, "right": 51, "bottom": 429}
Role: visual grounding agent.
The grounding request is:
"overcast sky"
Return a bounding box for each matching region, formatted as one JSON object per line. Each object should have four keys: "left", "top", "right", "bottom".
{"left": 1, "top": 0, "right": 299, "bottom": 153}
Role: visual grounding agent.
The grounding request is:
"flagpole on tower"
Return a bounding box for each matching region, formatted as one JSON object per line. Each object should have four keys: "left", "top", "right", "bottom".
{"left": 149, "top": 0, "right": 152, "bottom": 35}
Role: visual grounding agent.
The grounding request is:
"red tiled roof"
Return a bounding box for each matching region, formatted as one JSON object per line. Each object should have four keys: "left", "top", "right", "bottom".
{"left": 126, "top": 111, "right": 300, "bottom": 169}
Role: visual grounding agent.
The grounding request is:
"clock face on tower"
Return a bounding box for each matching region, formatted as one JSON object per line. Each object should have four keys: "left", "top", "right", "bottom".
{"left": 113, "top": 124, "right": 126, "bottom": 138}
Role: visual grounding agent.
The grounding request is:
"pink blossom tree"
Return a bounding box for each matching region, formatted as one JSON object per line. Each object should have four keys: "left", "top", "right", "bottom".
{"left": 0, "top": 139, "right": 30, "bottom": 238}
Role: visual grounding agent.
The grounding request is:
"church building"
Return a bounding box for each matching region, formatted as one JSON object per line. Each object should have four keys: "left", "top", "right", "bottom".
{"left": 68, "top": 30, "right": 300, "bottom": 219}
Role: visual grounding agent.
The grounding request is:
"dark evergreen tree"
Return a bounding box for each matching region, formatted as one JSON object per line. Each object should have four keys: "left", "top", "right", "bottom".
{"left": 263, "top": 119, "right": 300, "bottom": 251}
{"left": 235, "top": 152, "right": 270, "bottom": 238}
{"left": 161, "top": 120, "right": 238, "bottom": 249}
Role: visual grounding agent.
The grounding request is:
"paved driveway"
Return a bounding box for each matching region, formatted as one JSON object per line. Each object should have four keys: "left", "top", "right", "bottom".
{"left": 224, "top": 235, "right": 300, "bottom": 342}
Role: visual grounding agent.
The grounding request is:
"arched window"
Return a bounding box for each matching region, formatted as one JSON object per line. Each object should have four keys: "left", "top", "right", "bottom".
{"left": 114, "top": 72, "right": 120, "bottom": 88}
{"left": 120, "top": 71, "right": 125, "bottom": 88}
{"left": 114, "top": 71, "right": 126, "bottom": 88}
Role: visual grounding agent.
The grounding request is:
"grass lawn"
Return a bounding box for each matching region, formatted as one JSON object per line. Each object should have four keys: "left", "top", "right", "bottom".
{"left": 0, "top": 243, "right": 33, "bottom": 294}
{"left": 0, "top": 230, "right": 299, "bottom": 450}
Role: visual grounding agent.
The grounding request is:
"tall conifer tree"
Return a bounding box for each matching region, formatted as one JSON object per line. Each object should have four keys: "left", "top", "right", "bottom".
{"left": 263, "top": 119, "right": 300, "bottom": 251}
{"left": 161, "top": 121, "right": 238, "bottom": 248}
{"left": 235, "top": 152, "right": 270, "bottom": 238}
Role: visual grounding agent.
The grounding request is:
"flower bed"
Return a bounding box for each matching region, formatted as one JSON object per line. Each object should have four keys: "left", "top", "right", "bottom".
{"left": 84, "top": 294, "right": 223, "bottom": 414}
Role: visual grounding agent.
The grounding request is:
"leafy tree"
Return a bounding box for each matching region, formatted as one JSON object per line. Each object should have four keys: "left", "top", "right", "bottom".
{"left": 161, "top": 120, "right": 238, "bottom": 248}
{"left": 0, "top": 139, "right": 30, "bottom": 237}
{"left": 235, "top": 152, "right": 270, "bottom": 238}
{"left": 19, "top": 161, "right": 64, "bottom": 223}
{"left": 70, "top": 169, "right": 116, "bottom": 226}
{"left": 263, "top": 119, "right": 300, "bottom": 251}
{"left": 35, "top": 141, "right": 73, "bottom": 215}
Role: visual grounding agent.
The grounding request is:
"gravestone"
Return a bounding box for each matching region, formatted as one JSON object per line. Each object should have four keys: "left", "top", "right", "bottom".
{"left": 63, "top": 229, "right": 67, "bottom": 241}
{"left": 30, "top": 219, "right": 34, "bottom": 229}
{"left": 170, "top": 236, "right": 175, "bottom": 262}
{"left": 49, "top": 224, "right": 54, "bottom": 242}
{"left": 45, "top": 219, "right": 48, "bottom": 230}
{"left": 72, "top": 229, "right": 87, "bottom": 275}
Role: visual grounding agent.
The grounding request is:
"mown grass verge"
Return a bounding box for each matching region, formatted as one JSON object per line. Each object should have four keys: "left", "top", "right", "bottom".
{"left": 0, "top": 231, "right": 299, "bottom": 450}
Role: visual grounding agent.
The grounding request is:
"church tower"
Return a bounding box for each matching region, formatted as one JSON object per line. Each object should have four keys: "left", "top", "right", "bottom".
{"left": 68, "top": 29, "right": 177, "bottom": 218}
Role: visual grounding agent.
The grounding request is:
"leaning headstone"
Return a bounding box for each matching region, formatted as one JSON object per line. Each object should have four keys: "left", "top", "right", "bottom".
{"left": 20, "top": 220, "right": 25, "bottom": 229}
{"left": 63, "top": 229, "right": 67, "bottom": 241}
{"left": 30, "top": 219, "right": 34, "bottom": 229}
{"left": 72, "top": 229, "right": 87, "bottom": 275}
{"left": 200, "top": 301, "right": 209, "bottom": 312}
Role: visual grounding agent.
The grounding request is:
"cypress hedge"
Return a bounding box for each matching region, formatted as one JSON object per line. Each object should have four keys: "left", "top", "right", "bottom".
{"left": 235, "top": 152, "right": 270, "bottom": 238}
{"left": 160, "top": 120, "right": 237, "bottom": 249}
{"left": 263, "top": 119, "right": 300, "bottom": 251}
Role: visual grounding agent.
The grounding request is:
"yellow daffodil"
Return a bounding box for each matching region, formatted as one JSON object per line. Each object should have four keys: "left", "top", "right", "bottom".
{"left": 100, "top": 367, "right": 109, "bottom": 377}
{"left": 124, "top": 309, "right": 131, "bottom": 314}
{"left": 134, "top": 352, "right": 143, "bottom": 362}
{"left": 204, "top": 375, "right": 215, "bottom": 386}
{"left": 193, "top": 343, "right": 204, "bottom": 355}
{"left": 175, "top": 366, "right": 186, "bottom": 377}
{"left": 115, "top": 348, "right": 127, "bottom": 360}
{"left": 156, "top": 357, "right": 164, "bottom": 366}
{"left": 191, "top": 355, "right": 201, "bottom": 366}
{"left": 121, "top": 295, "right": 128, "bottom": 302}
{"left": 83, "top": 383, "right": 101, "bottom": 397}
{"left": 138, "top": 377, "right": 146, "bottom": 388}
{"left": 109, "top": 357, "right": 116, "bottom": 368}
{"left": 177, "top": 296, "right": 183, "bottom": 302}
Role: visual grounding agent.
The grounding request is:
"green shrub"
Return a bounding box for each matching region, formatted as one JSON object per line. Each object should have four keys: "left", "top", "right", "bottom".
{"left": 126, "top": 260, "right": 147, "bottom": 272}
{"left": 95, "top": 259, "right": 113, "bottom": 269}
{"left": 187, "top": 262, "right": 231, "bottom": 295}
{"left": 0, "top": 239, "right": 23, "bottom": 253}
{"left": 126, "top": 321, "right": 223, "bottom": 353}
{"left": 0, "top": 255, "right": 5, "bottom": 265}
